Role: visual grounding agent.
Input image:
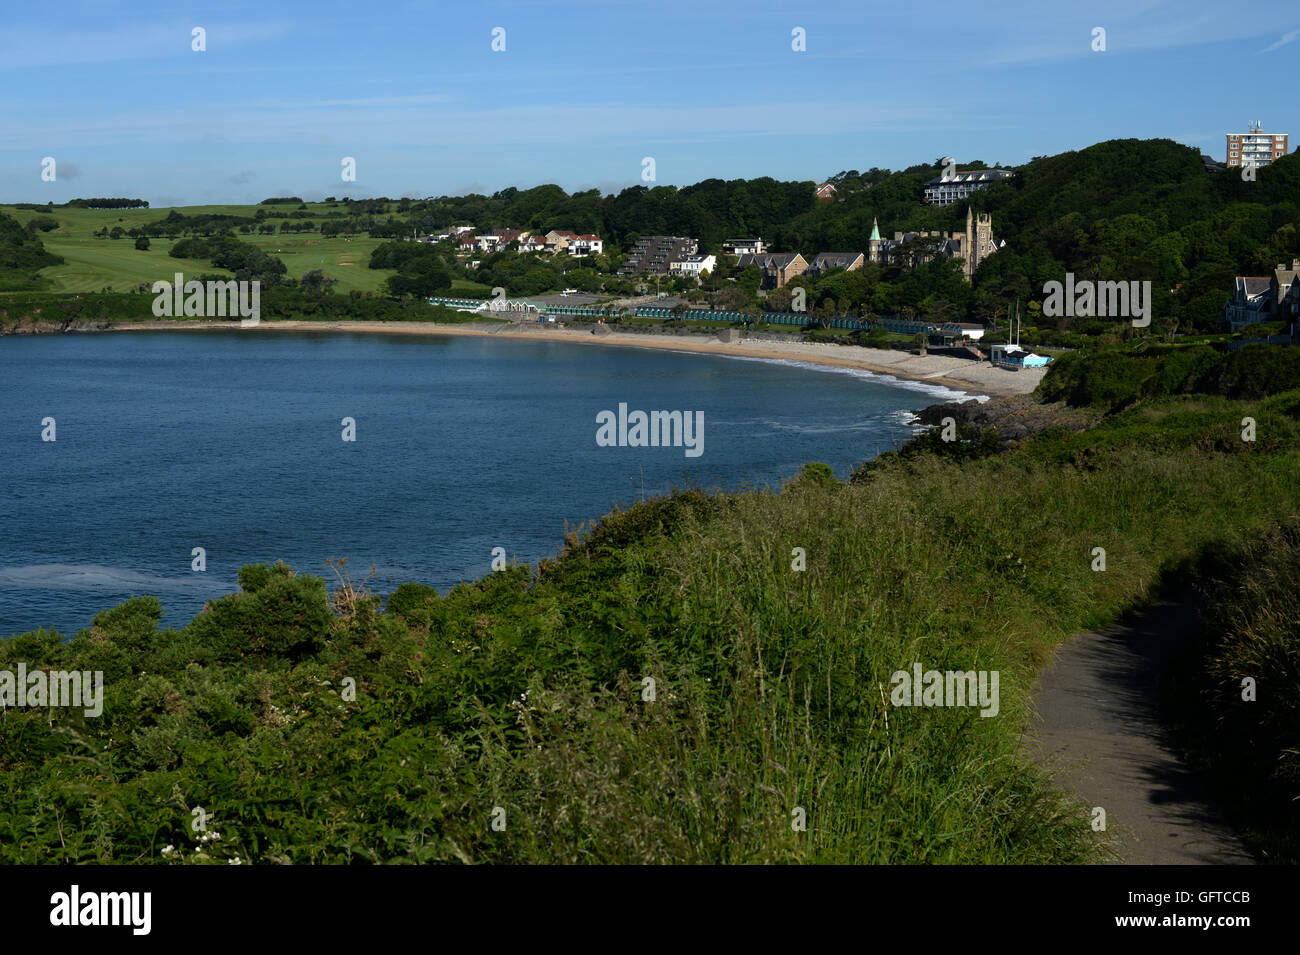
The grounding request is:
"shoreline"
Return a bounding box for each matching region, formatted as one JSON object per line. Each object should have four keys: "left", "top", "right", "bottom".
{"left": 19, "top": 319, "right": 1046, "bottom": 399}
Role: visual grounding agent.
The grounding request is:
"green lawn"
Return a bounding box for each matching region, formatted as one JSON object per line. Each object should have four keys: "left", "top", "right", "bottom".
{"left": 1, "top": 203, "right": 401, "bottom": 294}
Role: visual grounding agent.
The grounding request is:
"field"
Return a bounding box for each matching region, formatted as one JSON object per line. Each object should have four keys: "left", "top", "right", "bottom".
{"left": 0, "top": 203, "right": 492, "bottom": 297}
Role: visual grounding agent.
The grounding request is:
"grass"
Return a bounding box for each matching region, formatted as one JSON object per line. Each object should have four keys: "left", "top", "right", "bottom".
{"left": 0, "top": 203, "right": 401, "bottom": 295}
{"left": 1, "top": 370, "right": 1297, "bottom": 862}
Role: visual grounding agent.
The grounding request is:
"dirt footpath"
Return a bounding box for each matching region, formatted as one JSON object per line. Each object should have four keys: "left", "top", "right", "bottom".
{"left": 1025, "top": 600, "right": 1255, "bottom": 864}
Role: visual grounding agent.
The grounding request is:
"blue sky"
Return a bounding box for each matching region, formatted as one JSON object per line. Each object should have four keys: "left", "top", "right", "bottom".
{"left": 3, "top": 0, "right": 1297, "bottom": 206}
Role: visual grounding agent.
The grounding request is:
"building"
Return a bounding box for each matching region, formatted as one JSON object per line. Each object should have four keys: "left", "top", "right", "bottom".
{"left": 544, "top": 230, "right": 578, "bottom": 252}
{"left": 736, "top": 252, "right": 808, "bottom": 288}
{"left": 1226, "top": 121, "right": 1289, "bottom": 170}
{"left": 518, "top": 235, "right": 547, "bottom": 253}
{"left": 722, "top": 238, "right": 767, "bottom": 257}
{"left": 991, "top": 344, "right": 1052, "bottom": 368}
{"left": 618, "top": 236, "right": 698, "bottom": 275}
{"left": 868, "top": 208, "right": 1001, "bottom": 281}
{"left": 1224, "top": 260, "right": 1300, "bottom": 330}
{"left": 815, "top": 182, "right": 838, "bottom": 202}
{"left": 1201, "top": 154, "right": 1226, "bottom": 174}
{"left": 474, "top": 229, "right": 526, "bottom": 252}
{"left": 568, "top": 234, "right": 603, "bottom": 257}
{"left": 807, "top": 252, "right": 864, "bottom": 276}
{"left": 938, "top": 322, "right": 985, "bottom": 341}
{"left": 669, "top": 254, "right": 717, "bottom": 278}
{"left": 923, "top": 168, "right": 1014, "bottom": 206}
{"left": 458, "top": 233, "right": 478, "bottom": 250}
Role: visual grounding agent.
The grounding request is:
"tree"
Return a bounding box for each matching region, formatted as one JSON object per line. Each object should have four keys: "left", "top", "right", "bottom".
{"left": 300, "top": 269, "right": 338, "bottom": 294}
{"left": 134, "top": 236, "right": 150, "bottom": 251}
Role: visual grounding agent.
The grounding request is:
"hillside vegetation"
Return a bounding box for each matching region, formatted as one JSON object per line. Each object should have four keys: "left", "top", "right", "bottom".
{"left": 2, "top": 345, "right": 1297, "bottom": 863}
{"left": 3, "top": 139, "right": 1297, "bottom": 336}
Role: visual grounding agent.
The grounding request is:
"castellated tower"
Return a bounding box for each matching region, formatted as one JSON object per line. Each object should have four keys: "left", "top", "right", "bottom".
{"left": 963, "top": 206, "right": 996, "bottom": 280}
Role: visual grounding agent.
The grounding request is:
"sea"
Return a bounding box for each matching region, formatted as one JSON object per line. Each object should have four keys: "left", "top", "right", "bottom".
{"left": 0, "top": 330, "right": 980, "bottom": 637}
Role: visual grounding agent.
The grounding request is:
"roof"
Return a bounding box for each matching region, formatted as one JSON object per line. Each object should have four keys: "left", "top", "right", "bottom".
{"left": 924, "top": 169, "right": 1014, "bottom": 186}
{"left": 1236, "top": 276, "right": 1273, "bottom": 297}
{"left": 812, "top": 252, "right": 864, "bottom": 269}
{"left": 574, "top": 233, "right": 602, "bottom": 241}
{"left": 737, "top": 252, "right": 805, "bottom": 269}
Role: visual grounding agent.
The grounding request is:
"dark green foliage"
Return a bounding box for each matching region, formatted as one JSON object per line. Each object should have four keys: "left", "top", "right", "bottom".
{"left": 1197, "top": 345, "right": 1300, "bottom": 399}
{"left": 0, "top": 212, "right": 64, "bottom": 289}
{"left": 1165, "top": 519, "right": 1300, "bottom": 862}
{"left": 1038, "top": 343, "right": 1300, "bottom": 410}
{"left": 787, "top": 461, "right": 839, "bottom": 490}
{"left": 65, "top": 198, "right": 149, "bottom": 209}
{"left": 167, "top": 235, "right": 287, "bottom": 287}
{"left": 185, "top": 566, "right": 332, "bottom": 662}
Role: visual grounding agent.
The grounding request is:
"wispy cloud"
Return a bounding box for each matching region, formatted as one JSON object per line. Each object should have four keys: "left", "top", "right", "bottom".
{"left": 0, "top": 20, "right": 295, "bottom": 70}
{"left": 1261, "top": 28, "right": 1300, "bottom": 51}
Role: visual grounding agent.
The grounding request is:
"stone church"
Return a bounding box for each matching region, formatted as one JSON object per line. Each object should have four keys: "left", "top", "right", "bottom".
{"left": 868, "top": 206, "right": 1002, "bottom": 281}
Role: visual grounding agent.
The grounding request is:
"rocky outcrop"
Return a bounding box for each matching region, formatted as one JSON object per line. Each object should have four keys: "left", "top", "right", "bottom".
{"left": 916, "top": 393, "right": 1097, "bottom": 446}
{"left": 0, "top": 319, "right": 115, "bottom": 335}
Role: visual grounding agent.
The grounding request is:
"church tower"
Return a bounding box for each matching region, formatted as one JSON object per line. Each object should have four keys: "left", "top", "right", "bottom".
{"left": 962, "top": 206, "right": 995, "bottom": 280}
{"left": 869, "top": 217, "right": 882, "bottom": 263}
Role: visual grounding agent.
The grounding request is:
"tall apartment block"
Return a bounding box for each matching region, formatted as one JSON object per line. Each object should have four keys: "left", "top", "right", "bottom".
{"left": 1226, "top": 121, "right": 1289, "bottom": 169}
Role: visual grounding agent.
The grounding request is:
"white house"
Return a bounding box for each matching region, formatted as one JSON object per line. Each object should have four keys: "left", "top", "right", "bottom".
{"left": 670, "top": 254, "right": 717, "bottom": 278}
{"left": 568, "top": 234, "right": 604, "bottom": 256}
{"left": 722, "top": 238, "right": 766, "bottom": 257}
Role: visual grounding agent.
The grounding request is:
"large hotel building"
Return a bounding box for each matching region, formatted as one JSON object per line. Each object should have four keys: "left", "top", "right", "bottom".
{"left": 1226, "top": 122, "right": 1289, "bottom": 169}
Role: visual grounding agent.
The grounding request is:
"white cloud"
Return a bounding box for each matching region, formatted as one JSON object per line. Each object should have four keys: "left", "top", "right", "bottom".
{"left": 1261, "top": 29, "right": 1300, "bottom": 52}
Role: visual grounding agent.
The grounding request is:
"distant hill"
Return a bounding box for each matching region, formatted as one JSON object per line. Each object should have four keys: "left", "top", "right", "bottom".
{"left": 4, "top": 138, "right": 1297, "bottom": 331}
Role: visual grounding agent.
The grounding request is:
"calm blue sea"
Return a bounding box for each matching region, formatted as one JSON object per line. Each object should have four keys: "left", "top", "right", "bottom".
{"left": 0, "top": 331, "right": 977, "bottom": 637}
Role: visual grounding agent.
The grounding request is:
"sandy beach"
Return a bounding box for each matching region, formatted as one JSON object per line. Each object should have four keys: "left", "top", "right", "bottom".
{"left": 106, "top": 319, "right": 1046, "bottom": 399}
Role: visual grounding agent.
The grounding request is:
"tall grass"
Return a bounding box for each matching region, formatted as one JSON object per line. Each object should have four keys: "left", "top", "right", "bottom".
{"left": 2, "top": 389, "right": 1297, "bottom": 863}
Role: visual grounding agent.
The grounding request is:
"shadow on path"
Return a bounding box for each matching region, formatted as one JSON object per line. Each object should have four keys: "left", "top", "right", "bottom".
{"left": 1024, "top": 599, "right": 1254, "bottom": 865}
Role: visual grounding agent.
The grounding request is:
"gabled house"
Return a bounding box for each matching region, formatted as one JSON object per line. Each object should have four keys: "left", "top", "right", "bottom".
{"left": 669, "top": 254, "right": 717, "bottom": 278}
{"left": 737, "top": 252, "right": 808, "bottom": 288}
{"left": 545, "top": 230, "right": 579, "bottom": 252}
{"left": 815, "top": 182, "right": 837, "bottom": 202}
{"left": 808, "top": 252, "right": 864, "bottom": 276}
{"left": 458, "top": 233, "right": 478, "bottom": 250}
{"left": 518, "top": 235, "right": 547, "bottom": 253}
{"left": 1224, "top": 276, "right": 1279, "bottom": 330}
{"left": 569, "top": 234, "right": 603, "bottom": 256}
